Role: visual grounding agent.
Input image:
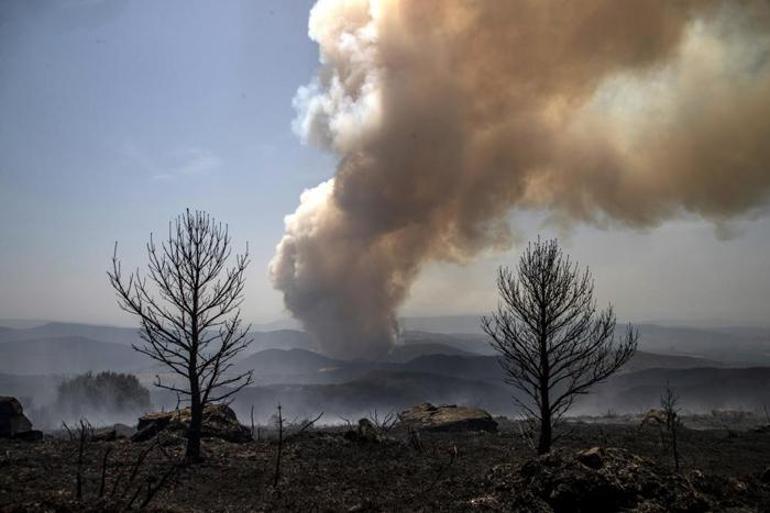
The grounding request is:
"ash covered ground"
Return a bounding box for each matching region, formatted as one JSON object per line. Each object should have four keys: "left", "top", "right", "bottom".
{"left": 3, "top": 417, "right": 770, "bottom": 513}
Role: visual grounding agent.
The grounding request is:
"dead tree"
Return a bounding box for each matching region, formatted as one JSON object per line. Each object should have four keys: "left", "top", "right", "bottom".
{"left": 98, "top": 446, "right": 112, "bottom": 498}
{"left": 661, "top": 385, "right": 682, "bottom": 472}
{"left": 75, "top": 420, "right": 92, "bottom": 499}
{"left": 108, "top": 209, "right": 253, "bottom": 462}
{"left": 482, "top": 237, "right": 638, "bottom": 454}
{"left": 273, "top": 404, "right": 284, "bottom": 488}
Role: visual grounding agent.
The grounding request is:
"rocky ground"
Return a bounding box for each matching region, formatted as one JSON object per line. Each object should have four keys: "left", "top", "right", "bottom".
{"left": 2, "top": 418, "right": 770, "bottom": 512}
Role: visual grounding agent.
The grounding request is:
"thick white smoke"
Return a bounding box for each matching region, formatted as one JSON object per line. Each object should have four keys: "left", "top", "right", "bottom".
{"left": 270, "top": 0, "right": 770, "bottom": 360}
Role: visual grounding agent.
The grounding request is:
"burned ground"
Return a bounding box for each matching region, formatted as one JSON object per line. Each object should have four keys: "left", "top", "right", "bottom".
{"left": 2, "top": 420, "right": 770, "bottom": 512}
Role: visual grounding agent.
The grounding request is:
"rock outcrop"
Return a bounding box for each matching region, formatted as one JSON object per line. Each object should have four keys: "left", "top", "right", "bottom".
{"left": 483, "top": 447, "right": 714, "bottom": 513}
{"left": 92, "top": 423, "right": 135, "bottom": 442}
{"left": 397, "top": 402, "right": 498, "bottom": 433}
{"left": 344, "top": 418, "right": 383, "bottom": 443}
{"left": 0, "top": 396, "right": 42, "bottom": 441}
{"left": 132, "top": 403, "right": 251, "bottom": 443}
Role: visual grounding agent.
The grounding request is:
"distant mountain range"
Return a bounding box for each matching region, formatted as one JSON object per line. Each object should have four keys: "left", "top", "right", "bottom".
{"left": 227, "top": 370, "right": 514, "bottom": 423}
{"left": 0, "top": 336, "right": 150, "bottom": 375}
{"left": 631, "top": 324, "right": 770, "bottom": 364}
{"left": 0, "top": 320, "right": 764, "bottom": 377}
{"left": 1, "top": 319, "right": 769, "bottom": 425}
{"left": 225, "top": 349, "right": 769, "bottom": 421}
{"left": 0, "top": 322, "right": 142, "bottom": 346}
{"left": 231, "top": 346, "right": 724, "bottom": 386}
{"left": 584, "top": 366, "right": 770, "bottom": 414}
{"left": 1, "top": 319, "right": 768, "bottom": 363}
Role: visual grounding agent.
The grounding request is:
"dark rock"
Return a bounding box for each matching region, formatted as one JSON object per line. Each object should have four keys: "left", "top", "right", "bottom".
{"left": 0, "top": 396, "right": 35, "bottom": 439}
{"left": 487, "top": 447, "right": 712, "bottom": 513}
{"left": 397, "top": 402, "right": 498, "bottom": 433}
{"left": 131, "top": 422, "right": 164, "bottom": 442}
{"left": 344, "top": 418, "right": 382, "bottom": 443}
{"left": 357, "top": 418, "right": 379, "bottom": 441}
{"left": 576, "top": 446, "right": 604, "bottom": 469}
{"left": 11, "top": 430, "right": 43, "bottom": 442}
{"left": 761, "top": 466, "right": 770, "bottom": 483}
{"left": 132, "top": 403, "right": 251, "bottom": 443}
{"left": 288, "top": 430, "right": 351, "bottom": 448}
{"left": 93, "top": 428, "right": 117, "bottom": 442}
{"left": 93, "top": 424, "right": 133, "bottom": 442}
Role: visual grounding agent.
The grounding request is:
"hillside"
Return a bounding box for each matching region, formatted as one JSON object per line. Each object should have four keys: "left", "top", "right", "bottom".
{"left": 2, "top": 320, "right": 769, "bottom": 364}
{"left": 385, "top": 342, "right": 474, "bottom": 362}
{"left": 588, "top": 366, "right": 770, "bottom": 413}
{"left": 228, "top": 370, "right": 514, "bottom": 422}
{"left": 0, "top": 336, "right": 149, "bottom": 375}
{"left": 2, "top": 320, "right": 769, "bottom": 422}
{"left": 401, "top": 330, "right": 494, "bottom": 355}
{"left": 637, "top": 324, "right": 770, "bottom": 364}
{"left": 0, "top": 322, "right": 141, "bottom": 346}
{"left": 234, "top": 348, "right": 344, "bottom": 385}
{"left": 402, "top": 318, "right": 770, "bottom": 364}
{"left": 233, "top": 346, "right": 733, "bottom": 387}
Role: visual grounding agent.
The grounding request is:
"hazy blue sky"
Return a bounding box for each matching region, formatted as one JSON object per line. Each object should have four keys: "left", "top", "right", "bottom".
{"left": 1, "top": 0, "right": 769, "bottom": 328}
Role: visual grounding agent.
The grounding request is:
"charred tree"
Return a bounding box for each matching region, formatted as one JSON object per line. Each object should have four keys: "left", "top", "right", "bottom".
{"left": 482, "top": 237, "right": 637, "bottom": 454}
{"left": 661, "top": 384, "right": 682, "bottom": 472}
{"left": 108, "top": 209, "right": 253, "bottom": 462}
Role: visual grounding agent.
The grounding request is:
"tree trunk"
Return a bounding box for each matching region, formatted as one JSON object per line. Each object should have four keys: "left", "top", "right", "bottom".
{"left": 537, "top": 322, "right": 552, "bottom": 455}
{"left": 538, "top": 395, "right": 552, "bottom": 455}
{"left": 187, "top": 280, "right": 201, "bottom": 463}
{"left": 186, "top": 320, "right": 202, "bottom": 462}
{"left": 671, "top": 419, "right": 680, "bottom": 473}
{"left": 186, "top": 383, "right": 202, "bottom": 462}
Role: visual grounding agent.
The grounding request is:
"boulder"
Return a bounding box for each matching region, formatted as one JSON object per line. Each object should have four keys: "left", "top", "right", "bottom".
{"left": 132, "top": 403, "right": 251, "bottom": 443}
{"left": 576, "top": 446, "right": 604, "bottom": 470}
{"left": 397, "top": 402, "right": 498, "bottom": 433}
{"left": 12, "top": 429, "right": 44, "bottom": 441}
{"left": 93, "top": 423, "right": 134, "bottom": 442}
{"left": 344, "top": 418, "right": 382, "bottom": 443}
{"left": 484, "top": 447, "right": 712, "bottom": 513}
{"left": 0, "top": 396, "right": 40, "bottom": 440}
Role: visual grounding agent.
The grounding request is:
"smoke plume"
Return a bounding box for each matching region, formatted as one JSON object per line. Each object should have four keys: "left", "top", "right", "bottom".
{"left": 270, "top": 0, "right": 770, "bottom": 360}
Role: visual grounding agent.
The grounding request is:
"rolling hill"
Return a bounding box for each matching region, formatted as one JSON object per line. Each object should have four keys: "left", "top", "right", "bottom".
{"left": 2, "top": 320, "right": 768, "bottom": 364}
{"left": 0, "top": 322, "right": 141, "bottom": 346}
{"left": 226, "top": 370, "right": 514, "bottom": 423}
{"left": 0, "top": 336, "right": 150, "bottom": 375}
{"left": 385, "top": 342, "right": 475, "bottom": 362}
{"left": 400, "top": 330, "right": 494, "bottom": 355}
{"left": 2, "top": 319, "right": 769, "bottom": 424}
{"left": 231, "top": 346, "right": 730, "bottom": 387}
{"left": 403, "top": 319, "right": 770, "bottom": 365}
{"left": 584, "top": 366, "right": 770, "bottom": 413}
{"left": 220, "top": 364, "right": 770, "bottom": 423}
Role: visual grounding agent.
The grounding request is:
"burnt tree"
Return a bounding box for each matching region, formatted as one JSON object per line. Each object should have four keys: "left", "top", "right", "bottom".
{"left": 108, "top": 209, "right": 253, "bottom": 462}
{"left": 661, "top": 384, "right": 682, "bottom": 472}
{"left": 482, "top": 238, "right": 637, "bottom": 454}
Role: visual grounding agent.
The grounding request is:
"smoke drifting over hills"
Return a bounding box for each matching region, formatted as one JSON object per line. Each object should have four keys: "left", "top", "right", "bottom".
{"left": 270, "top": 0, "right": 770, "bottom": 360}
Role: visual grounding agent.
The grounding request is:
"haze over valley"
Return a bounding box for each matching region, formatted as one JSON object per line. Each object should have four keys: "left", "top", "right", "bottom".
{"left": 2, "top": 317, "right": 768, "bottom": 427}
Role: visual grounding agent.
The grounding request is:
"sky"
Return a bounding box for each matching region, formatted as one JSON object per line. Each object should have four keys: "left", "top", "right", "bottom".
{"left": 0, "top": 0, "right": 769, "bottom": 329}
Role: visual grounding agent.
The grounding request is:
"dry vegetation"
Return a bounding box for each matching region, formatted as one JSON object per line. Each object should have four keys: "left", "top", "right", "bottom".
{"left": 3, "top": 419, "right": 770, "bottom": 512}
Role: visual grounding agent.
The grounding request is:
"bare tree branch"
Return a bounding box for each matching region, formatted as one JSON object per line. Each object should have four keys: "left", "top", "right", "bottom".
{"left": 482, "top": 237, "right": 637, "bottom": 454}
{"left": 108, "top": 209, "right": 253, "bottom": 462}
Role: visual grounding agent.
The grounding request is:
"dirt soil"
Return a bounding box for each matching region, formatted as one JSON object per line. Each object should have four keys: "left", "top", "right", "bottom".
{"left": 2, "top": 421, "right": 770, "bottom": 512}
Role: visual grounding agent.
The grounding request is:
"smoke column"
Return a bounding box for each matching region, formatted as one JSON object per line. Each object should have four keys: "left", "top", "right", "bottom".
{"left": 270, "top": 0, "right": 770, "bottom": 360}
